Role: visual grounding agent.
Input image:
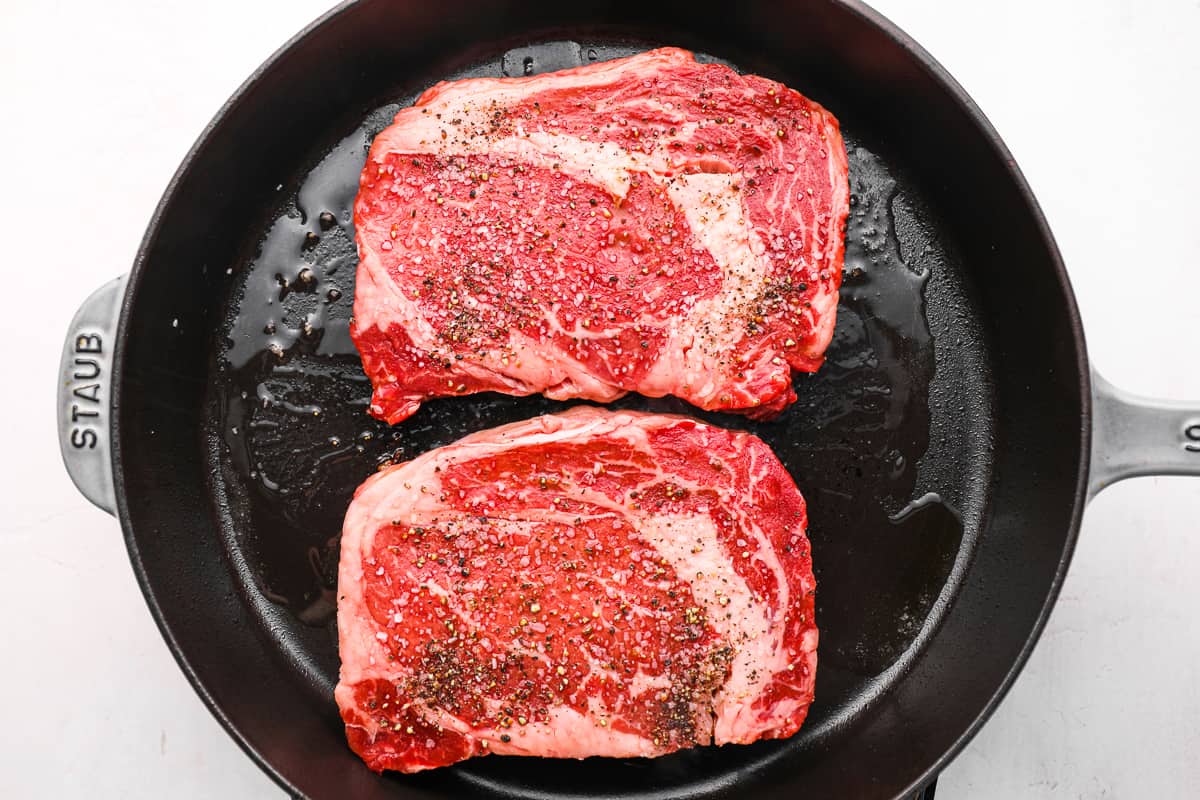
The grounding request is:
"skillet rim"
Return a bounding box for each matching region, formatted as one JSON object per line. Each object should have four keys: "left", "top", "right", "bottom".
{"left": 107, "top": 1, "right": 1092, "bottom": 797}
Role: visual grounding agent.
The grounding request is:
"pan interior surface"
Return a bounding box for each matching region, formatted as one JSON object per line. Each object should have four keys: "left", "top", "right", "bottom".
{"left": 113, "top": 3, "right": 1087, "bottom": 799}
{"left": 211, "top": 36, "right": 989, "bottom": 798}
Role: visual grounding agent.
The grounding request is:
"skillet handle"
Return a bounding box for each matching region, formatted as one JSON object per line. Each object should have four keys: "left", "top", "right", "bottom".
{"left": 57, "top": 276, "right": 127, "bottom": 516}
{"left": 1089, "top": 369, "right": 1200, "bottom": 500}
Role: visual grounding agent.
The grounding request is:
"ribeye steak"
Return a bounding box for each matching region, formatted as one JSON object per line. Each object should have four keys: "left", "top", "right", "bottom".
{"left": 335, "top": 407, "right": 817, "bottom": 772}
{"left": 352, "top": 47, "right": 849, "bottom": 423}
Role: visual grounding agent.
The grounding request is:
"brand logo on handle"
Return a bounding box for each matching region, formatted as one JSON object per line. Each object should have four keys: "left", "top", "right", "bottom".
{"left": 69, "top": 332, "right": 104, "bottom": 449}
{"left": 1186, "top": 422, "right": 1200, "bottom": 453}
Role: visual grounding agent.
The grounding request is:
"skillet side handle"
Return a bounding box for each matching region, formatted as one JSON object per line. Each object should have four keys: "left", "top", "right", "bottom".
{"left": 58, "top": 276, "right": 127, "bottom": 516}
{"left": 1089, "top": 370, "right": 1200, "bottom": 501}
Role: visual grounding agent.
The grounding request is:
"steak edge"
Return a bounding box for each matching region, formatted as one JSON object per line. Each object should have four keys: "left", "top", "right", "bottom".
{"left": 335, "top": 407, "right": 818, "bottom": 772}
{"left": 352, "top": 47, "right": 849, "bottom": 423}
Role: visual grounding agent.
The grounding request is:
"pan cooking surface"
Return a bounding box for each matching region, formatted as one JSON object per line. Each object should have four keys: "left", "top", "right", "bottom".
{"left": 208, "top": 39, "right": 993, "bottom": 795}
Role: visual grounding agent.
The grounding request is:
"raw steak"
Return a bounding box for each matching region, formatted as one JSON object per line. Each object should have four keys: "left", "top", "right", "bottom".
{"left": 335, "top": 407, "right": 817, "bottom": 773}
{"left": 352, "top": 47, "right": 849, "bottom": 423}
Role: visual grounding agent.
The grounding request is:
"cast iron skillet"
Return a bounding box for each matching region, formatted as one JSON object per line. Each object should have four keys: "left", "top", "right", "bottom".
{"left": 57, "top": 1, "right": 1200, "bottom": 798}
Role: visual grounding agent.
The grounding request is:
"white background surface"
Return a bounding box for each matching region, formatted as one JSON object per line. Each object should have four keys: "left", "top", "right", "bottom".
{"left": 3, "top": 0, "right": 1198, "bottom": 797}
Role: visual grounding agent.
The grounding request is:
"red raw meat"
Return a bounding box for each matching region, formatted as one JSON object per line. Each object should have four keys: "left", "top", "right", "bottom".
{"left": 335, "top": 407, "right": 817, "bottom": 773}
{"left": 352, "top": 47, "right": 849, "bottom": 423}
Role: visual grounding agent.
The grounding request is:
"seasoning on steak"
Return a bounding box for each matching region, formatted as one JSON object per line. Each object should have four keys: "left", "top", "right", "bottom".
{"left": 335, "top": 407, "right": 817, "bottom": 773}
{"left": 352, "top": 47, "right": 849, "bottom": 423}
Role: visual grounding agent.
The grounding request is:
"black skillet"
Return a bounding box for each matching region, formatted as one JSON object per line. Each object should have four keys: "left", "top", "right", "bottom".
{"left": 56, "top": 1, "right": 1200, "bottom": 798}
